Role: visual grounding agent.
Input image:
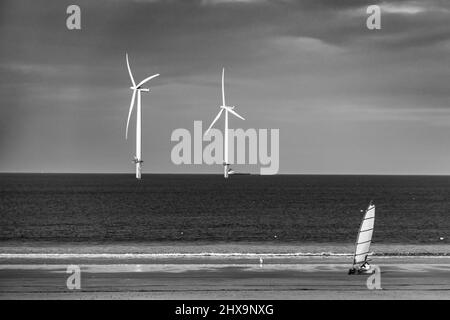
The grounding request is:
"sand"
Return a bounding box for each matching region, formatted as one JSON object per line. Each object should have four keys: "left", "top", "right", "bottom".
{"left": 1, "top": 255, "right": 449, "bottom": 299}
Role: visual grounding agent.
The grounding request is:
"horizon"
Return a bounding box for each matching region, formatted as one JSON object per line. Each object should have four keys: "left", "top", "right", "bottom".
{"left": 3, "top": 171, "right": 450, "bottom": 177}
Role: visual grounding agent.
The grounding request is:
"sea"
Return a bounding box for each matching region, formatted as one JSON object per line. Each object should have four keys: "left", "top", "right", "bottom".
{"left": 0, "top": 174, "right": 449, "bottom": 251}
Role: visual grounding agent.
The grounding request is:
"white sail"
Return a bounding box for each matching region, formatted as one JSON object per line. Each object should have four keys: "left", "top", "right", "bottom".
{"left": 353, "top": 202, "right": 375, "bottom": 265}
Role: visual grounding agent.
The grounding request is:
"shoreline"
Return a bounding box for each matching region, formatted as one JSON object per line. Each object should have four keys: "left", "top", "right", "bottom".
{"left": 0, "top": 242, "right": 449, "bottom": 256}
{"left": 2, "top": 241, "right": 449, "bottom": 299}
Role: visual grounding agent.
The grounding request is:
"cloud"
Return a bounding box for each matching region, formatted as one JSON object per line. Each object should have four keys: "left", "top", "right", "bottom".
{"left": 1, "top": 0, "right": 450, "bottom": 173}
{"left": 381, "top": 2, "right": 425, "bottom": 14}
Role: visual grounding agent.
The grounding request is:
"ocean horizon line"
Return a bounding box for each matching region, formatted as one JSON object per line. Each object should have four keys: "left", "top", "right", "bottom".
{"left": 2, "top": 172, "right": 450, "bottom": 177}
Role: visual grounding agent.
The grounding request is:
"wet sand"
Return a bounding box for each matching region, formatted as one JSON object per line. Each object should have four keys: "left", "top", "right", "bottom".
{"left": 1, "top": 256, "right": 449, "bottom": 299}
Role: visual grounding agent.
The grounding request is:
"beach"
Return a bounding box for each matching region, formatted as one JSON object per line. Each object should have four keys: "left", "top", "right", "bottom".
{"left": 1, "top": 244, "right": 449, "bottom": 300}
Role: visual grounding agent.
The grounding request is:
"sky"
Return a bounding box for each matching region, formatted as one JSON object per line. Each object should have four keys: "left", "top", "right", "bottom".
{"left": 0, "top": 0, "right": 450, "bottom": 174}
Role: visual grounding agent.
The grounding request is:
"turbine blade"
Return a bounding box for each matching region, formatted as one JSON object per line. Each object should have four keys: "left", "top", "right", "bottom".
{"left": 204, "top": 108, "right": 224, "bottom": 136}
{"left": 137, "top": 73, "right": 160, "bottom": 88}
{"left": 125, "top": 90, "right": 137, "bottom": 139}
{"left": 126, "top": 53, "right": 136, "bottom": 87}
{"left": 222, "top": 68, "right": 225, "bottom": 106}
{"left": 227, "top": 107, "right": 245, "bottom": 120}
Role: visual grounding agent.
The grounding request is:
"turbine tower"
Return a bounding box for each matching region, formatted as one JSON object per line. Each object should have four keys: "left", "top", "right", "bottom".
{"left": 125, "top": 53, "right": 160, "bottom": 179}
{"left": 204, "top": 68, "right": 245, "bottom": 178}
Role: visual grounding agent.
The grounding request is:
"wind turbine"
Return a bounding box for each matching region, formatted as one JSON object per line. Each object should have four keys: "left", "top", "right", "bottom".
{"left": 204, "top": 68, "right": 245, "bottom": 178}
{"left": 125, "top": 53, "right": 160, "bottom": 179}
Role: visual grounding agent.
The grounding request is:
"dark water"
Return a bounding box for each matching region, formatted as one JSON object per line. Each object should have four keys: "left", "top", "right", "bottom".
{"left": 0, "top": 174, "right": 449, "bottom": 244}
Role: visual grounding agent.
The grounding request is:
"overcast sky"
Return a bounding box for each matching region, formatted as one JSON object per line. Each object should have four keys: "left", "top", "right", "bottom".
{"left": 1, "top": 0, "right": 450, "bottom": 174}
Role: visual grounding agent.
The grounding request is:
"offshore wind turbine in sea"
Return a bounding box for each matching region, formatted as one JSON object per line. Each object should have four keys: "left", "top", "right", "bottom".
{"left": 204, "top": 68, "right": 245, "bottom": 178}
{"left": 124, "top": 53, "right": 160, "bottom": 179}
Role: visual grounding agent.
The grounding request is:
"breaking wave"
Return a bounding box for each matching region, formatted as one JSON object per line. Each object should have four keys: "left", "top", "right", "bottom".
{"left": 0, "top": 252, "right": 448, "bottom": 259}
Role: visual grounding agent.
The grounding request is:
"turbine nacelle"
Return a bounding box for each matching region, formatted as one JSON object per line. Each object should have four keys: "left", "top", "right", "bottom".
{"left": 220, "top": 105, "right": 235, "bottom": 110}
{"left": 130, "top": 86, "right": 150, "bottom": 92}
